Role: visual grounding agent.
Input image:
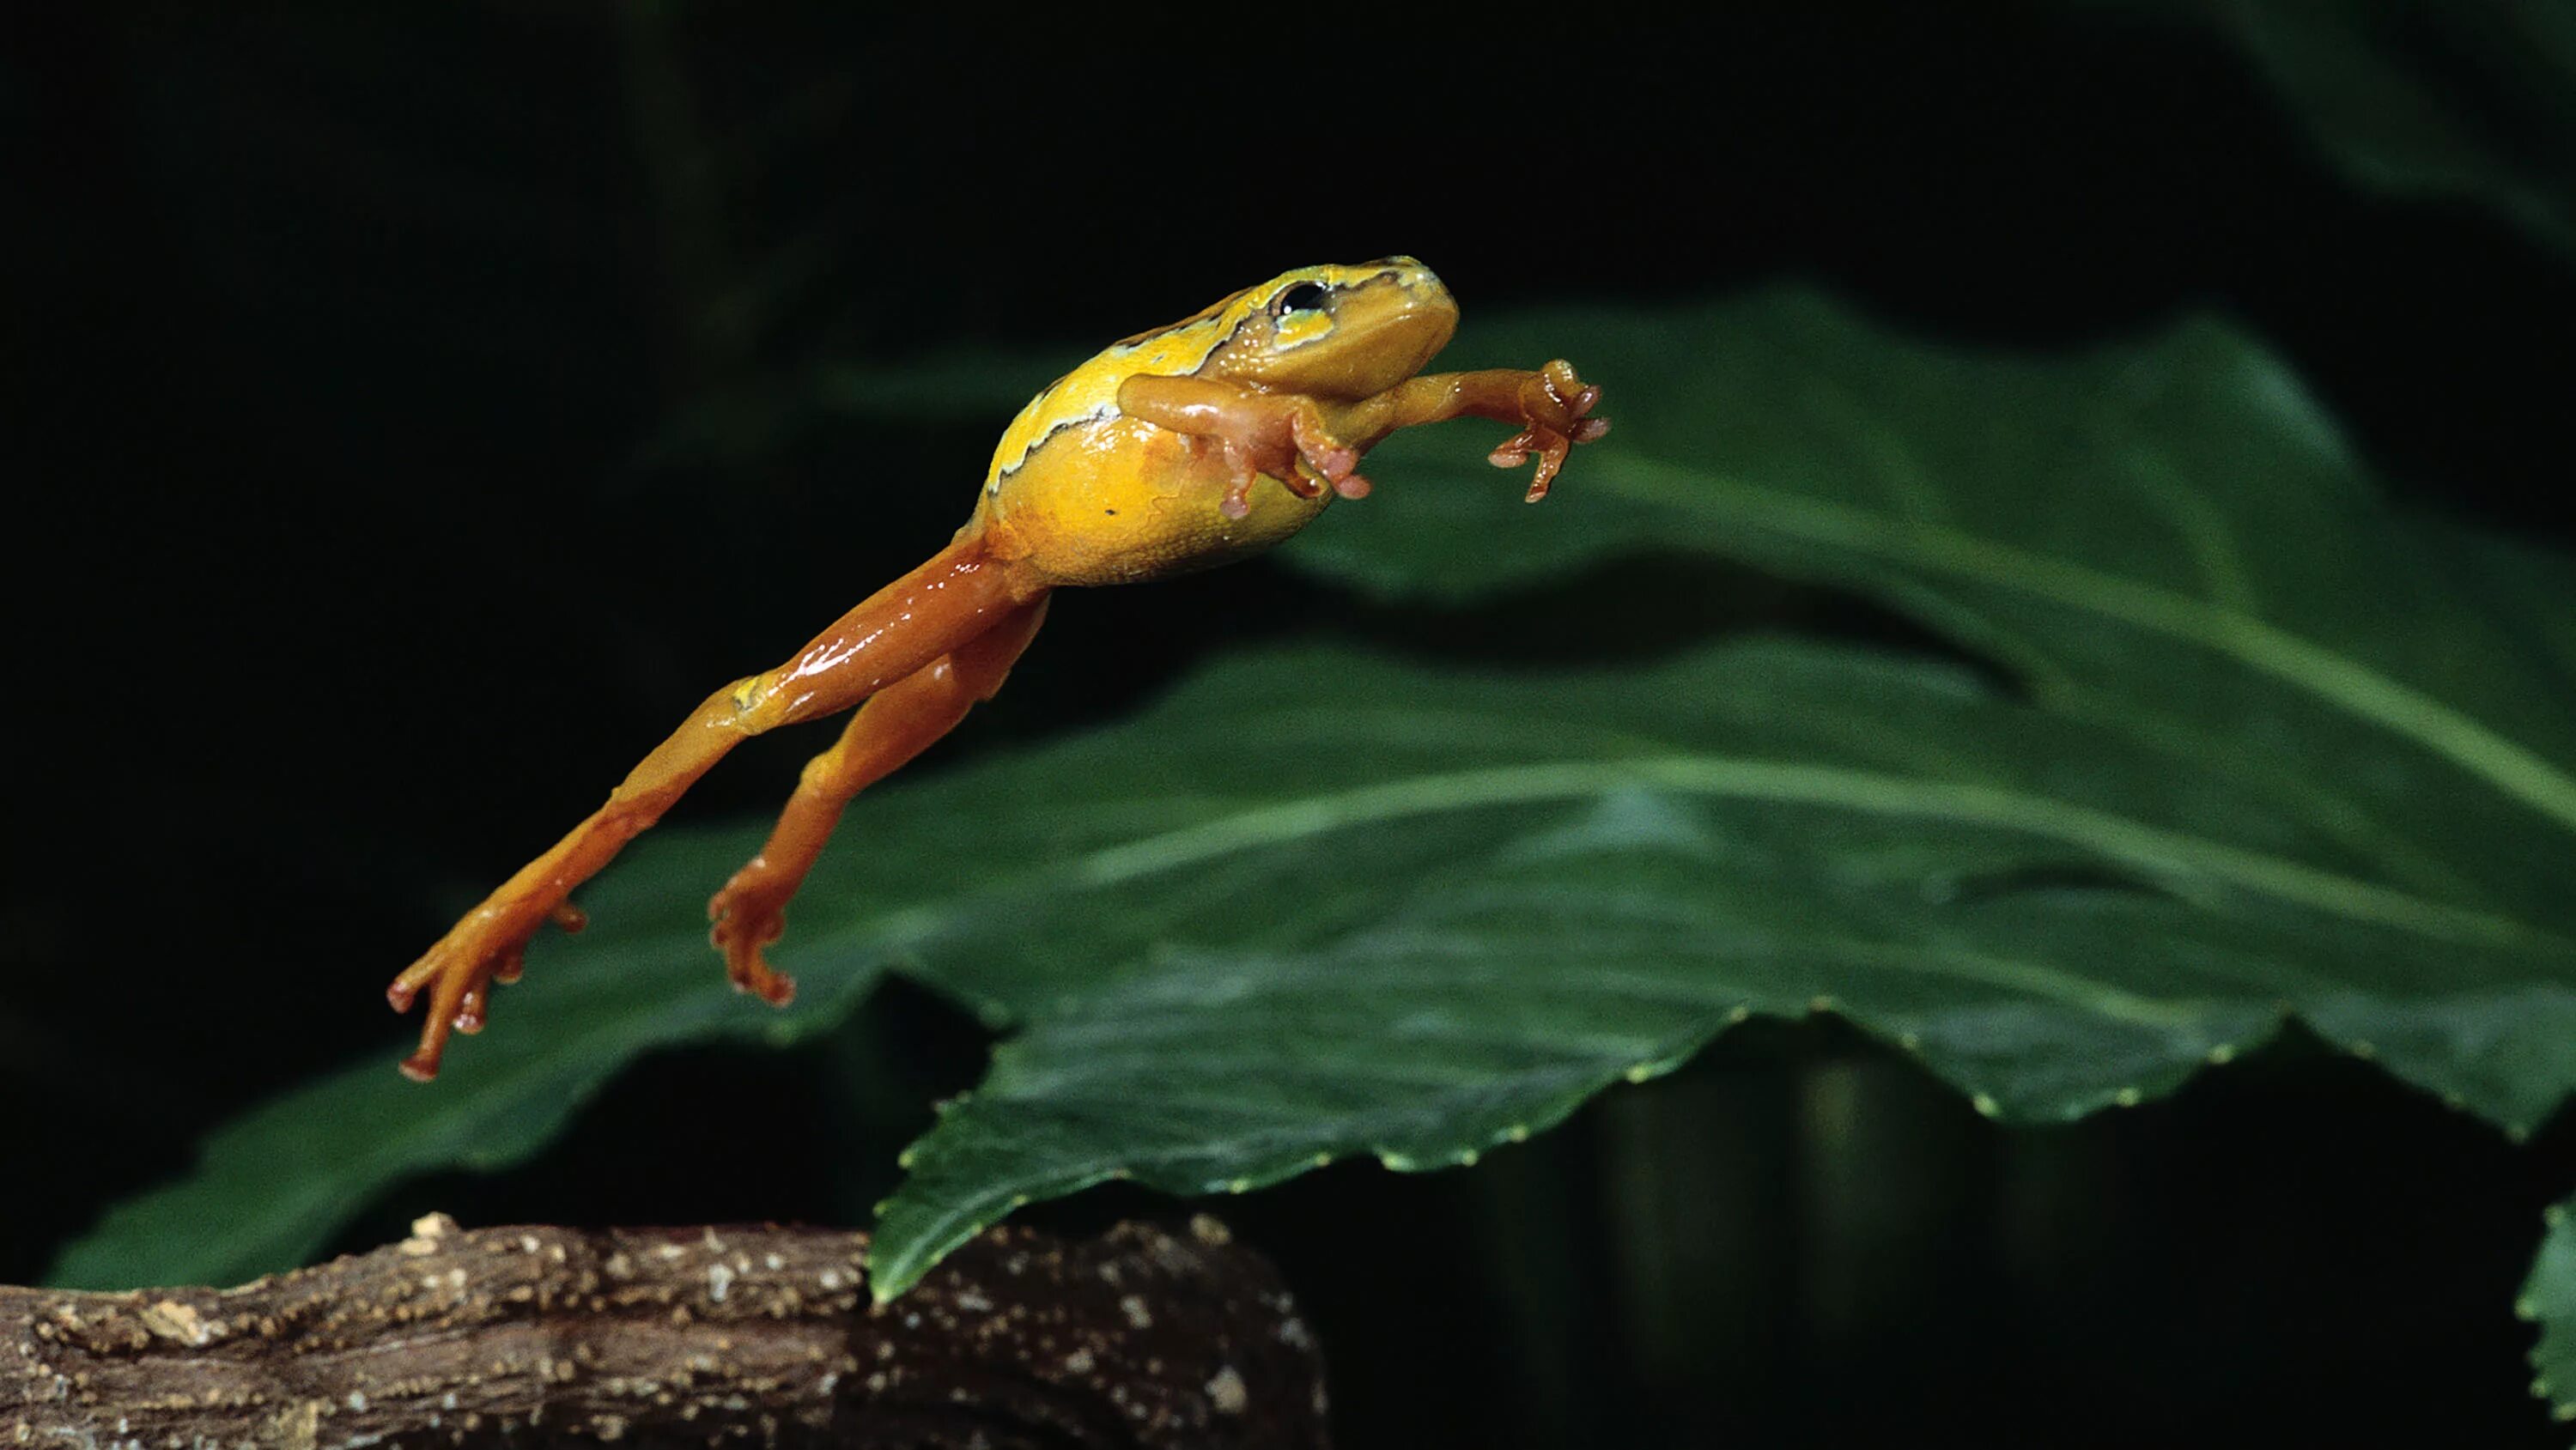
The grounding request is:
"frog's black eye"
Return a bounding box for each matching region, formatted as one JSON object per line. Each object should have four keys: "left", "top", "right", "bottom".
{"left": 1273, "top": 282, "right": 1329, "bottom": 317}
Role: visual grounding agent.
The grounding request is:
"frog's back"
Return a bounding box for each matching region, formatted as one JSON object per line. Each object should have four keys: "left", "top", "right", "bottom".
{"left": 981, "top": 286, "right": 1255, "bottom": 496}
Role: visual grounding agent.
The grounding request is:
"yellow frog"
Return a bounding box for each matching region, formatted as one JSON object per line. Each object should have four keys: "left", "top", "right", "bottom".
{"left": 388, "top": 256, "right": 1607, "bottom": 1079}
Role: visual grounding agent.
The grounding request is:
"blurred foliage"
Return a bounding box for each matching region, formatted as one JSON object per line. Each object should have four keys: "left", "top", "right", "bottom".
{"left": 2527, "top": 1197, "right": 2576, "bottom": 1427}
{"left": 2103, "top": 0, "right": 2576, "bottom": 258}
{"left": 13, "top": 3, "right": 2576, "bottom": 1446}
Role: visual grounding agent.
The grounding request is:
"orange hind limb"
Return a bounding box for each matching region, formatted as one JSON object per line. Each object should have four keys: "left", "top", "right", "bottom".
{"left": 708, "top": 596, "right": 1050, "bottom": 1004}
{"left": 386, "top": 533, "right": 1036, "bottom": 1080}
{"left": 387, "top": 260, "right": 1608, "bottom": 1081}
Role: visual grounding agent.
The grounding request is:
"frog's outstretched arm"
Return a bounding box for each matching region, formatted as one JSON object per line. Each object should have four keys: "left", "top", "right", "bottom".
{"left": 386, "top": 533, "right": 1038, "bottom": 1080}
{"left": 705, "top": 595, "right": 1050, "bottom": 1005}
{"left": 1116, "top": 359, "right": 1606, "bottom": 517}
{"left": 1345, "top": 360, "right": 1609, "bottom": 501}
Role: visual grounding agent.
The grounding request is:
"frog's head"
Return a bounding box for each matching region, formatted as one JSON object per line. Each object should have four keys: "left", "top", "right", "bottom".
{"left": 1197, "top": 258, "right": 1459, "bottom": 398}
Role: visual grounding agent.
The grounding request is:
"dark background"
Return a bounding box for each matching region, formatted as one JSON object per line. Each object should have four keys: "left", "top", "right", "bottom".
{"left": 8, "top": 4, "right": 2575, "bottom": 1446}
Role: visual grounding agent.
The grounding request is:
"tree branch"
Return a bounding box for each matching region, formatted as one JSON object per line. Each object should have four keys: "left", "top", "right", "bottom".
{"left": 5, "top": 1215, "right": 1328, "bottom": 1448}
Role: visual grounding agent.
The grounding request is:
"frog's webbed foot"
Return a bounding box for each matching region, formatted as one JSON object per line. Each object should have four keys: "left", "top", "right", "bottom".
{"left": 386, "top": 899, "right": 586, "bottom": 1080}
{"left": 1486, "top": 360, "right": 1609, "bottom": 502}
{"left": 1117, "top": 373, "right": 1371, "bottom": 520}
{"left": 707, "top": 858, "right": 801, "bottom": 1008}
{"left": 1211, "top": 398, "right": 1373, "bottom": 519}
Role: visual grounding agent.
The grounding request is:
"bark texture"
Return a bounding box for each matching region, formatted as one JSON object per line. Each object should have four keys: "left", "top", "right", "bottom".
{"left": 4, "top": 1215, "right": 1327, "bottom": 1449}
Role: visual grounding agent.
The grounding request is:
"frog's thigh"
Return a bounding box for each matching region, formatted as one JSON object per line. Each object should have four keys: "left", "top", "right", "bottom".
{"left": 730, "top": 598, "right": 1051, "bottom": 903}
{"left": 799, "top": 597, "right": 1050, "bottom": 796}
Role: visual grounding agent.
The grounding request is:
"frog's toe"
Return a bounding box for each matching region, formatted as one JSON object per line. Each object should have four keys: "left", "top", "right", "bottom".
{"left": 453, "top": 979, "right": 491, "bottom": 1034}
{"left": 394, "top": 957, "right": 490, "bottom": 1082}
{"left": 708, "top": 879, "right": 799, "bottom": 1007}
{"left": 1490, "top": 425, "right": 1576, "bottom": 501}
{"left": 717, "top": 926, "right": 799, "bottom": 1006}
{"left": 389, "top": 902, "right": 571, "bottom": 1078}
{"left": 1288, "top": 409, "right": 1360, "bottom": 483}
{"left": 1217, "top": 471, "right": 1259, "bottom": 520}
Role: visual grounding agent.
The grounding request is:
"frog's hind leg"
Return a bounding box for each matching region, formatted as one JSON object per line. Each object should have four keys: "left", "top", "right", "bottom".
{"left": 708, "top": 595, "right": 1051, "bottom": 1003}
{"left": 388, "top": 533, "right": 1032, "bottom": 1081}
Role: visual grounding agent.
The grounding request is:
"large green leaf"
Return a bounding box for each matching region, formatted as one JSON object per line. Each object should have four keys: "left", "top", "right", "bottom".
{"left": 58, "top": 635, "right": 2576, "bottom": 1299}
{"left": 54, "top": 297, "right": 2576, "bottom": 1311}
{"left": 1289, "top": 290, "right": 2576, "bottom": 1389}
{"left": 860, "top": 641, "right": 2573, "bottom": 1299}
{"left": 2087, "top": 0, "right": 2576, "bottom": 258}
{"left": 1291, "top": 292, "right": 2576, "bottom": 929}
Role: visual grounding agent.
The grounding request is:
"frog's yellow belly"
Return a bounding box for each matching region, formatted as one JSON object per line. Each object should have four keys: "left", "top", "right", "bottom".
{"left": 976, "top": 416, "right": 1331, "bottom": 588}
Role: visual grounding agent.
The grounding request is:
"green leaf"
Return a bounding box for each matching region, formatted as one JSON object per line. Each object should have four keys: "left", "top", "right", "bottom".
{"left": 1289, "top": 291, "right": 2576, "bottom": 931}
{"left": 57, "top": 297, "right": 2576, "bottom": 1306}
{"left": 2086, "top": 0, "right": 2576, "bottom": 257}
{"left": 859, "top": 638, "right": 2574, "bottom": 1296}
{"left": 2523, "top": 1193, "right": 2576, "bottom": 1425}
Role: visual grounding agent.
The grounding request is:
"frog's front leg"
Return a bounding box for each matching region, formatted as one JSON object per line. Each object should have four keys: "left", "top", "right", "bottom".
{"left": 707, "top": 596, "right": 1050, "bottom": 1002}
{"left": 1115, "top": 375, "right": 1375, "bottom": 519}
{"left": 386, "top": 532, "right": 1031, "bottom": 1081}
{"left": 1352, "top": 360, "right": 1609, "bottom": 501}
